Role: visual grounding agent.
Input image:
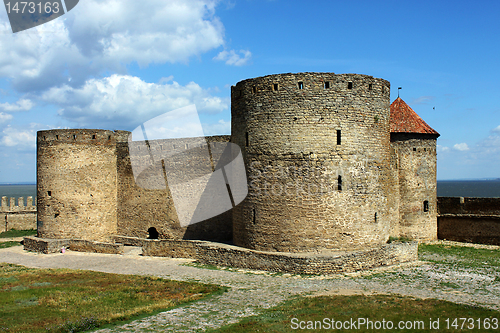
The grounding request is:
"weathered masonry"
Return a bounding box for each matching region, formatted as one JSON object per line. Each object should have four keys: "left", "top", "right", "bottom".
{"left": 231, "top": 73, "right": 439, "bottom": 252}
{"left": 28, "top": 72, "right": 440, "bottom": 273}
{"left": 1, "top": 196, "right": 36, "bottom": 232}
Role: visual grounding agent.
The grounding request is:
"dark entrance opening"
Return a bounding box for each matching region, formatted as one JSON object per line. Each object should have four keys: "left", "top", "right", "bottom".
{"left": 147, "top": 227, "right": 159, "bottom": 239}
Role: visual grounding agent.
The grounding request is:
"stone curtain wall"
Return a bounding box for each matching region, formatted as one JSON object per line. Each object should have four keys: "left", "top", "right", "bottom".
{"left": 0, "top": 196, "right": 36, "bottom": 232}
{"left": 117, "top": 135, "right": 232, "bottom": 241}
{"left": 437, "top": 197, "right": 500, "bottom": 245}
{"left": 36, "top": 129, "right": 127, "bottom": 241}
{"left": 231, "top": 73, "right": 393, "bottom": 252}
{"left": 391, "top": 133, "right": 438, "bottom": 241}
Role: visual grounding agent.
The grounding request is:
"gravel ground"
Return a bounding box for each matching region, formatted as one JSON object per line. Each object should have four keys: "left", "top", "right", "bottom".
{"left": 0, "top": 241, "right": 499, "bottom": 332}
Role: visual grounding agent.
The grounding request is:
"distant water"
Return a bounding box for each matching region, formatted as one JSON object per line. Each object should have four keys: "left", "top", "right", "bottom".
{"left": 0, "top": 181, "right": 499, "bottom": 203}
{"left": 0, "top": 184, "right": 37, "bottom": 205}
{"left": 437, "top": 180, "right": 500, "bottom": 198}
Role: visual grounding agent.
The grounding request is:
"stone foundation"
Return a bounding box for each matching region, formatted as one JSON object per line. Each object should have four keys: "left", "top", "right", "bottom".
{"left": 23, "top": 236, "right": 123, "bottom": 254}
{"left": 123, "top": 236, "right": 417, "bottom": 275}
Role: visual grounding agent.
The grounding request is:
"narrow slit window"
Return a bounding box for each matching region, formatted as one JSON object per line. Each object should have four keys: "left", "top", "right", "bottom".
{"left": 56, "top": 135, "right": 59, "bottom": 140}
{"left": 252, "top": 208, "right": 256, "bottom": 224}
{"left": 374, "top": 212, "right": 377, "bottom": 222}
{"left": 47, "top": 191, "right": 51, "bottom": 197}
{"left": 369, "top": 83, "right": 372, "bottom": 90}
{"left": 185, "top": 143, "right": 189, "bottom": 149}
{"left": 252, "top": 86, "right": 257, "bottom": 94}
{"left": 324, "top": 81, "right": 330, "bottom": 89}
{"left": 273, "top": 83, "right": 279, "bottom": 91}
{"left": 298, "top": 82, "right": 304, "bottom": 89}
{"left": 348, "top": 82, "right": 353, "bottom": 89}
{"left": 92, "top": 134, "right": 96, "bottom": 139}
{"left": 423, "top": 200, "right": 429, "bottom": 212}
{"left": 338, "top": 175, "right": 342, "bottom": 191}
{"left": 73, "top": 135, "right": 76, "bottom": 140}
{"left": 108, "top": 135, "right": 111, "bottom": 140}
{"left": 245, "top": 132, "right": 249, "bottom": 147}
{"left": 337, "top": 130, "right": 341, "bottom": 145}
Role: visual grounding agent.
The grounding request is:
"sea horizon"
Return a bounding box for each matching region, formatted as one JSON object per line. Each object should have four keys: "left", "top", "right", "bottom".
{"left": 1, "top": 178, "right": 499, "bottom": 200}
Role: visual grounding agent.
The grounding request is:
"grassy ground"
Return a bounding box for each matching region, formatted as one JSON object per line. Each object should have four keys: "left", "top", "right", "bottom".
{"left": 208, "top": 294, "right": 500, "bottom": 333}
{"left": 0, "top": 263, "right": 225, "bottom": 332}
{"left": 208, "top": 243, "right": 500, "bottom": 333}
{"left": 0, "top": 229, "right": 36, "bottom": 238}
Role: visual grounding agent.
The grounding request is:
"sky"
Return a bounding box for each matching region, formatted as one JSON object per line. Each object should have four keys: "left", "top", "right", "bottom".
{"left": 0, "top": 0, "right": 499, "bottom": 183}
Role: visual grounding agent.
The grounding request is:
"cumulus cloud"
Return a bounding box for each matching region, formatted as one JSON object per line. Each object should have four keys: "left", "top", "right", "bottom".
{"left": 214, "top": 49, "right": 252, "bottom": 66}
{"left": 41, "top": 74, "right": 229, "bottom": 129}
{"left": 0, "top": 124, "right": 44, "bottom": 150}
{"left": 453, "top": 143, "right": 469, "bottom": 151}
{"left": 0, "top": 0, "right": 226, "bottom": 91}
{"left": 493, "top": 125, "right": 500, "bottom": 134}
{"left": 0, "top": 112, "right": 13, "bottom": 124}
{"left": 0, "top": 99, "right": 34, "bottom": 112}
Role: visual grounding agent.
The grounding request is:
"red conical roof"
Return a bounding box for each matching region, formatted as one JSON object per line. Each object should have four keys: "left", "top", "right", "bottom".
{"left": 390, "top": 97, "right": 439, "bottom": 135}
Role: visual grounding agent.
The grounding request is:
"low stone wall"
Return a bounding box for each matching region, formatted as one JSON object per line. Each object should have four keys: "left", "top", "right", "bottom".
{"left": 1, "top": 196, "right": 37, "bottom": 232}
{"left": 437, "top": 197, "right": 500, "bottom": 245}
{"left": 24, "top": 236, "right": 124, "bottom": 254}
{"left": 140, "top": 238, "right": 418, "bottom": 275}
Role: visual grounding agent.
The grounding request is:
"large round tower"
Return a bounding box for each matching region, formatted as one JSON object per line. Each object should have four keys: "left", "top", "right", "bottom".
{"left": 231, "top": 73, "right": 394, "bottom": 252}
{"left": 37, "top": 129, "right": 129, "bottom": 241}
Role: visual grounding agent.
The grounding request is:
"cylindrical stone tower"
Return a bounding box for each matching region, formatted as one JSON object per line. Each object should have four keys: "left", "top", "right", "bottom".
{"left": 37, "top": 129, "right": 129, "bottom": 241}
{"left": 231, "top": 72, "right": 393, "bottom": 252}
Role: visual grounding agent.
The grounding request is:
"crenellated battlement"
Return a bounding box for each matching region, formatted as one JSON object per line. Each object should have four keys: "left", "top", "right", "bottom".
{"left": 37, "top": 129, "right": 129, "bottom": 146}
{"left": 1, "top": 196, "right": 37, "bottom": 232}
{"left": 1, "top": 196, "right": 36, "bottom": 212}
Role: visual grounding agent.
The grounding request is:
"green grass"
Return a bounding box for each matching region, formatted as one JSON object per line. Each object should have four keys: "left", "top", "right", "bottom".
{"left": 419, "top": 243, "right": 500, "bottom": 269}
{"left": 208, "top": 294, "right": 500, "bottom": 333}
{"left": 0, "top": 263, "right": 225, "bottom": 332}
{"left": 0, "top": 229, "right": 36, "bottom": 238}
{"left": 0, "top": 241, "right": 21, "bottom": 249}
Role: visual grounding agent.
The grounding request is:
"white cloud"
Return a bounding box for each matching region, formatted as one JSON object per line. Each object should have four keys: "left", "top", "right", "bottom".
{"left": 0, "top": 112, "right": 13, "bottom": 124}
{"left": 453, "top": 143, "right": 469, "bottom": 151}
{"left": 202, "top": 119, "right": 231, "bottom": 135}
{"left": 0, "top": 124, "right": 40, "bottom": 149}
{"left": 214, "top": 49, "right": 252, "bottom": 66}
{"left": 41, "top": 74, "right": 229, "bottom": 129}
{"left": 493, "top": 125, "right": 500, "bottom": 134}
{"left": 0, "top": 99, "right": 34, "bottom": 112}
{"left": 0, "top": 0, "right": 226, "bottom": 91}
{"left": 437, "top": 145, "right": 450, "bottom": 152}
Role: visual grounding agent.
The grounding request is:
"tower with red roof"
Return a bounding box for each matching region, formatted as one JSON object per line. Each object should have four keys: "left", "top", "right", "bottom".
{"left": 390, "top": 97, "right": 440, "bottom": 240}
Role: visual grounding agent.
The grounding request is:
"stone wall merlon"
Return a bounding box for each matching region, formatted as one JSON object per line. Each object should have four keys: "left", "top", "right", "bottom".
{"left": 0, "top": 196, "right": 36, "bottom": 212}
{"left": 437, "top": 197, "right": 500, "bottom": 216}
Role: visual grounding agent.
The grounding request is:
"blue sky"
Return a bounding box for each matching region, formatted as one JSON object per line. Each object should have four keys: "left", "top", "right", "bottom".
{"left": 0, "top": 0, "right": 499, "bottom": 182}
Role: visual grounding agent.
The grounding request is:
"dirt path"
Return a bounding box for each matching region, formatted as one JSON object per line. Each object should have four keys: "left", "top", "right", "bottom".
{"left": 1, "top": 243, "right": 499, "bottom": 332}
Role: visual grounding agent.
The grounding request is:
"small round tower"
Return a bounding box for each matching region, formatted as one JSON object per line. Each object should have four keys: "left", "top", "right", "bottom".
{"left": 231, "top": 72, "right": 393, "bottom": 252}
{"left": 37, "top": 129, "right": 129, "bottom": 241}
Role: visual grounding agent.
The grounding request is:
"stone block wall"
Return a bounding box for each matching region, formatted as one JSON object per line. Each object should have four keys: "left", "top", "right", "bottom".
{"left": 141, "top": 237, "right": 418, "bottom": 275}
{"left": 117, "top": 135, "right": 233, "bottom": 242}
{"left": 437, "top": 197, "right": 500, "bottom": 245}
{"left": 36, "top": 129, "right": 128, "bottom": 241}
{"left": 0, "top": 196, "right": 37, "bottom": 232}
{"left": 231, "top": 73, "right": 393, "bottom": 252}
{"left": 391, "top": 133, "right": 438, "bottom": 241}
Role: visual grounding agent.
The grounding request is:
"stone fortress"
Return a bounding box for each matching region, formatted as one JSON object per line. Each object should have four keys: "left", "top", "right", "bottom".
{"left": 24, "top": 72, "right": 444, "bottom": 273}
